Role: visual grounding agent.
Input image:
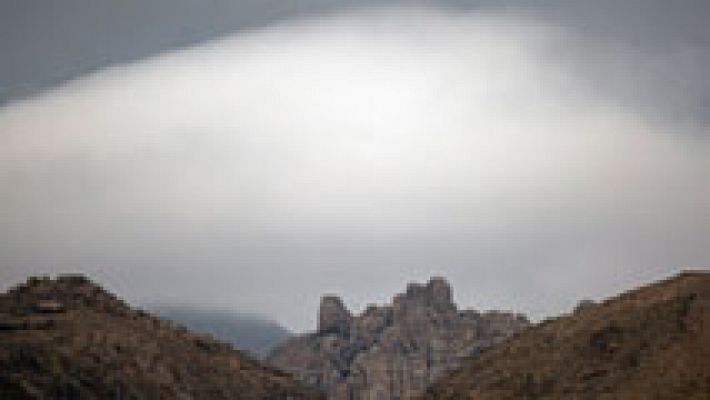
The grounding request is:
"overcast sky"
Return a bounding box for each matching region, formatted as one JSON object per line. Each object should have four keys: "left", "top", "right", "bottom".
{"left": 1, "top": 1, "right": 708, "bottom": 331}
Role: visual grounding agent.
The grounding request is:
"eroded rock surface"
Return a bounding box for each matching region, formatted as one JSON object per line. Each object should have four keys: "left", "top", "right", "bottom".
{"left": 268, "top": 277, "right": 528, "bottom": 400}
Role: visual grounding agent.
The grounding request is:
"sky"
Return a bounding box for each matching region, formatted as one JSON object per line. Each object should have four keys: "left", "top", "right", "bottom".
{"left": 1, "top": 1, "right": 709, "bottom": 331}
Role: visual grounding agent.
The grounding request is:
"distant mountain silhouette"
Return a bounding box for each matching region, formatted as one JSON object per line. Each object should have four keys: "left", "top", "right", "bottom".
{"left": 421, "top": 271, "right": 710, "bottom": 399}
{"left": 149, "top": 306, "right": 291, "bottom": 359}
{"left": 0, "top": 275, "right": 322, "bottom": 399}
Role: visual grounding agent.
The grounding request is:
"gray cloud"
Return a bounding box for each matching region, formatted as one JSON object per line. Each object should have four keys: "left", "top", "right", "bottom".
{"left": 1, "top": 6, "right": 708, "bottom": 331}
{"left": 3, "top": 0, "right": 710, "bottom": 117}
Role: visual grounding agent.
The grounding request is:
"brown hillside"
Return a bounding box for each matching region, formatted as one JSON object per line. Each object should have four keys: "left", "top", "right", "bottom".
{"left": 0, "top": 275, "right": 323, "bottom": 400}
{"left": 422, "top": 271, "right": 710, "bottom": 400}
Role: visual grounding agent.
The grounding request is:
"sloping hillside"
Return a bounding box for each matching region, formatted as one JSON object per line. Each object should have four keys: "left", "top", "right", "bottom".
{"left": 0, "top": 275, "right": 322, "bottom": 400}
{"left": 422, "top": 271, "right": 710, "bottom": 400}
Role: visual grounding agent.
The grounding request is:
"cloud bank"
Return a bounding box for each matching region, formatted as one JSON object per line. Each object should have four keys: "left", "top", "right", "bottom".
{"left": 1, "top": 7, "right": 708, "bottom": 331}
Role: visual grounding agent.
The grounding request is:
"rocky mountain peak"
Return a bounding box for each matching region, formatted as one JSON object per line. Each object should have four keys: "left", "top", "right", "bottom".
{"left": 7, "top": 274, "right": 131, "bottom": 316}
{"left": 391, "top": 277, "right": 456, "bottom": 324}
{"left": 318, "top": 294, "right": 352, "bottom": 335}
{"left": 403, "top": 276, "right": 453, "bottom": 307}
{"left": 269, "top": 277, "right": 529, "bottom": 400}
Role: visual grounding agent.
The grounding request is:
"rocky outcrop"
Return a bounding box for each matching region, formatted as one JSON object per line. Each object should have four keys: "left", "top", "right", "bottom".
{"left": 268, "top": 277, "right": 528, "bottom": 400}
{"left": 319, "top": 295, "right": 353, "bottom": 336}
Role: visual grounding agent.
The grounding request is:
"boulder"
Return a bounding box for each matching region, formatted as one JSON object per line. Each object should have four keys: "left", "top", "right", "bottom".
{"left": 34, "top": 300, "right": 65, "bottom": 313}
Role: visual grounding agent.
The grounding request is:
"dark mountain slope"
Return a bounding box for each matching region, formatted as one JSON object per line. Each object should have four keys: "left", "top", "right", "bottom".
{"left": 0, "top": 275, "right": 322, "bottom": 400}
{"left": 422, "top": 271, "right": 710, "bottom": 400}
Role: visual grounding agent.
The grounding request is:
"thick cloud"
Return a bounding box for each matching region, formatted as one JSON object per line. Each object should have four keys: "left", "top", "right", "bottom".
{"left": 1, "top": 7, "right": 708, "bottom": 331}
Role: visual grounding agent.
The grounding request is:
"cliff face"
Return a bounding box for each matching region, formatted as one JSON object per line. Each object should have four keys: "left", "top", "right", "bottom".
{"left": 267, "top": 277, "right": 528, "bottom": 400}
{"left": 0, "top": 275, "right": 323, "bottom": 400}
{"left": 421, "top": 271, "right": 710, "bottom": 400}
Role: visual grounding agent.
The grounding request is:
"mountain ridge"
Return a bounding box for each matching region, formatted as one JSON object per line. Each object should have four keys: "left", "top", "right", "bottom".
{"left": 0, "top": 274, "right": 322, "bottom": 399}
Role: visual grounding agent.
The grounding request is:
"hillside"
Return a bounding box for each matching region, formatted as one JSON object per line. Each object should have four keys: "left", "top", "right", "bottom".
{"left": 0, "top": 275, "right": 323, "bottom": 400}
{"left": 149, "top": 306, "right": 291, "bottom": 359}
{"left": 268, "top": 277, "right": 529, "bottom": 400}
{"left": 422, "top": 271, "right": 710, "bottom": 400}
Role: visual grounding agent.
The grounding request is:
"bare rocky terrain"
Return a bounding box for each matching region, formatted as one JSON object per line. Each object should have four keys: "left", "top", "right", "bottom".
{"left": 0, "top": 275, "right": 323, "bottom": 400}
{"left": 421, "top": 271, "right": 710, "bottom": 400}
{"left": 2, "top": 272, "right": 706, "bottom": 400}
{"left": 267, "top": 277, "right": 529, "bottom": 400}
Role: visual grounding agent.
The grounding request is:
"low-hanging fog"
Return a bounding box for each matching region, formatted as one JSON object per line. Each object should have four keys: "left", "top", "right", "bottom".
{"left": 1, "top": 5, "right": 708, "bottom": 331}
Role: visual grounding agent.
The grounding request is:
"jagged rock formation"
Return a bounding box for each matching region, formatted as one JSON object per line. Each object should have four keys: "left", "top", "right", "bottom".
{"left": 421, "top": 271, "right": 710, "bottom": 400}
{"left": 318, "top": 295, "right": 353, "bottom": 336}
{"left": 0, "top": 275, "right": 323, "bottom": 400}
{"left": 267, "top": 277, "right": 528, "bottom": 400}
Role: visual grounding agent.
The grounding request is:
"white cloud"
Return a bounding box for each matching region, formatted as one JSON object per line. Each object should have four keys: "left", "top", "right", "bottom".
{"left": 1, "top": 7, "right": 708, "bottom": 330}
